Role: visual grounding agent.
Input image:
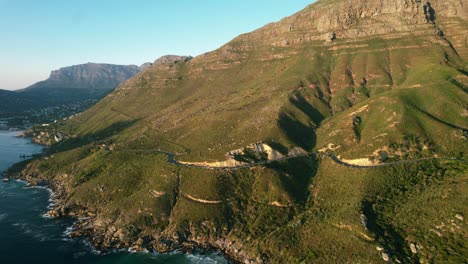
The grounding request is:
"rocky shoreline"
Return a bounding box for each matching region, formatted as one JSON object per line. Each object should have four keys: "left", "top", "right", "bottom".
{"left": 11, "top": 162, "right": 259, "bottom": 264}
{"left": 4, "top": 131, "right": 258, "bottom": 263}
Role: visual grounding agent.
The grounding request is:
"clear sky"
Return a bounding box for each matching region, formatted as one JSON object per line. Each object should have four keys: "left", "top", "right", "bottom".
{"left": 0, "top": 0, "right": 315, "bottom": 90}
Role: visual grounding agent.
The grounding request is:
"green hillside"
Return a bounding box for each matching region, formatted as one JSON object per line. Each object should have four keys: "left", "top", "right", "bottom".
{"left": 16, "top": 0, "right": 468, "bottom": 263}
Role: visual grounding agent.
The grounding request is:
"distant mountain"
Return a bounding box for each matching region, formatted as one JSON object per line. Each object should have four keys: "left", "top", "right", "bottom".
{"left": 0, "top": 89, "right": 38, "bottom": 113}
{"left": 23, "top": 63, "right": 143, "bottom": 91}
{"left": 0, "top": 62, "right": 149, "bottom": 127}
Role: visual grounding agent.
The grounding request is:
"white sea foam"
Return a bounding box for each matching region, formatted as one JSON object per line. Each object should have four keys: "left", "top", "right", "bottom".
{"left": 26, "top": 185, "right": 54, "bottom": 196}
{"left": 41, "top": 212, "right": 53, "bottom": 219}
{"left": 128, "top": 247, "right": 150, "bottom": 254}
{"left": 46, "top": 202, "right": 56, "bottom": 210}
{"left": 0, "top": 213, "right": 7, "bottom": 222}
{"left": 81, "top": 240, "right": 102, "bottom": 255}
{"left": 64, "top": 225, "right": 74, "bottom": 236}
{"left": 21, "top": 183, "right": 58, "bottom": 218}
{"left": 186, "top": 253, "right": 226, "bottom": 264}
{"left": 148, "top": 249, "right": 228, "bottom": 264}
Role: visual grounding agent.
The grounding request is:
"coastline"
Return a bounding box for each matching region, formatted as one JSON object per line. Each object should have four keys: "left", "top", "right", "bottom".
{"left": 13, "top": 173, "right": 249, "bottom": 264}
{"left": 7, "top": 136, "right": 244, "bottom": 264}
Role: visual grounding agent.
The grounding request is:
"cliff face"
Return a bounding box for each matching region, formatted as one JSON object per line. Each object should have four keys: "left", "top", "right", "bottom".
{"left": 26, "top": 63, "right": 144, "bottom": 90}
{"left": 193, "top": 0, "right": 467, "bottom": 67}
{"left": 18, "top": 1, "right": 468, "bottom": 263}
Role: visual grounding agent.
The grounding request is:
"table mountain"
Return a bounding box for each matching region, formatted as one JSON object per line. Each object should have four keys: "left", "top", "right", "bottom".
{"left": 24, "top": 63, "right": 143, "bottom": 90}
{"left": 0, "top": 62, "right": 149, "bottom": 126}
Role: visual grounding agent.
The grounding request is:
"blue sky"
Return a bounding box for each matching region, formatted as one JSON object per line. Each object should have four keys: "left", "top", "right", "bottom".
{"left": 0, "top": 0, "right": 314, "bottom": 90}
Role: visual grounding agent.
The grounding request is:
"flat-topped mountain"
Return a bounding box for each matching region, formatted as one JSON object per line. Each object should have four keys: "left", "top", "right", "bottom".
{"left": 24, "top": 63, "right": 143, "bottom": 91}
{"left": 17, "top": 1, "right": 467, "bottom": 263}
{"left": 0, "top": 62, "right": 150, "bottom": 127}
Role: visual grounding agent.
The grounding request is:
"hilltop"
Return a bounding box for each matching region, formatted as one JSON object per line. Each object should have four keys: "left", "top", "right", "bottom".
{"left": 15, "top": 0, "right": 468, "bottom": 263}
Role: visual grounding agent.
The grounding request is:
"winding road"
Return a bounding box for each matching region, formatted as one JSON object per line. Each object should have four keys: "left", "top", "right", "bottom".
{"left": 121, "top": 149, "right": 465, "bottom": 208}
{"left": 117, "top": 149, "right": 466, "bottom": 170}
{"left": 182, "top": 193, "right": 222, "bottom": 204}
{"left": 327, "top": 154, "right": 464, "bottom": 169}
{"left": 117, "top": 149, "right": 311, "bottom": 170}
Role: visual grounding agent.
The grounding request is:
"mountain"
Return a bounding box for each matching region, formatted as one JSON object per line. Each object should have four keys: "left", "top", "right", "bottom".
{"left": 24, "top": 63, "right": 143, "bottom": 91}
{"left": 0, "top": 63, "right": 149, "bottom": 127}
{"left": 15, "top": 1, "right": 467, "bottom": 263}
{"left": 0, "top": 89, "right": 35, "bottom": 113}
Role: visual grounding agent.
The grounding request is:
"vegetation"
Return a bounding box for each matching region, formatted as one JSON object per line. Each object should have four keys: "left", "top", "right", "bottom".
{"left": 364, "top": 160, "right": 468, "bottom": 263}
{"left": 233, "top": 148, "right": 269, "bottom": 163}
{"left": 15, "top": 0, "right": 468, "bottom": 263}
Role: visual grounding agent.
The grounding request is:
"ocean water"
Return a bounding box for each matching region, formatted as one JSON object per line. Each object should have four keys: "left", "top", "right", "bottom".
{"left": 0, "top": 131, "right": 229, "bottom": 264}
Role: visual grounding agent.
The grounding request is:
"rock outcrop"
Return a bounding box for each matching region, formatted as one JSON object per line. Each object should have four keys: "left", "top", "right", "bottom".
{"left": 153, "top": 55, "right": 192, "bottom": 66}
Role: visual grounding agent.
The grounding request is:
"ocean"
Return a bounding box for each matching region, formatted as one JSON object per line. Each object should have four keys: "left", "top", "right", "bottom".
{"left": 0, "top": 130, "right": 228, "bottom": 264}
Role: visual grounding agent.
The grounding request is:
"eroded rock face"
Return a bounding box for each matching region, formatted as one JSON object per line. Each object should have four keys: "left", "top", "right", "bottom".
{"left": 263, "top": 0, "right": 466, "bottom": 39}
{"left": 191, "top": 0, "right": 467, "bottom": 68}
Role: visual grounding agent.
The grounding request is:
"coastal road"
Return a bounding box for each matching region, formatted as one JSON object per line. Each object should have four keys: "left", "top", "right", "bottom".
{"left": 117, "top": 149, "right": 465, "bottom": 170}
{"left": 117, "top": 149, "right": 311, "bottom": 170}
{"left": 328, "top": 153, "right": 464, "bottom": 169}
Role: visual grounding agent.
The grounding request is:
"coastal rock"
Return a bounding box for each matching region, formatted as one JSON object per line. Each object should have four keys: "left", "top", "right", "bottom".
{"left": 45, "top": 209, "right": 61, "bottom": 218}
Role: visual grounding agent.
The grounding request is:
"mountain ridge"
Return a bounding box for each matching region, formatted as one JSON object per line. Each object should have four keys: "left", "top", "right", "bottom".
{"left": 14, "top": 0, "right": 468, "bottom": 263}
{"left": 24, "top": 62, "right": 146, "bottom": 91}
